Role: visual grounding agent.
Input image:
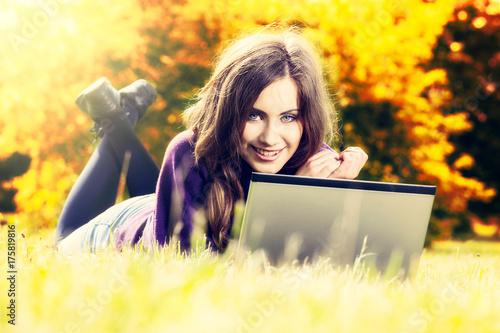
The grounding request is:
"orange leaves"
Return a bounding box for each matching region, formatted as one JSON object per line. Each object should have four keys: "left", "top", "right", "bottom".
{"left": 453, "top": 154, "right": 474, "bottom": 170}
{"left": 442, "top": 113, "right": 473, "bottom": 133}
{"left": 421, "top": 69, "right": 449, "bottom": 90}
{"left": 470, "top": 215, "right": 499, "bottom": 238}
{"left": 152, "top": 95, "right": 168, "bottom": 111}
{"left": 174, "top": 49, "right": 212, "bottom": 67}
{"left": 413, "top": 144, "right": 495, "bottom": 211}
{"left": 160, "top": 55, "right": 175, "bottom": 67}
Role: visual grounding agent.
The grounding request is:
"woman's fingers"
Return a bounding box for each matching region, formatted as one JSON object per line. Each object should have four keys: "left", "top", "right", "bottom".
{"left": 329, "top": 147, "right": 368, "bottom": 179}
{"left": 295, "top": 147, "right": 367, "bottom": 180}
{"left": 296, "top": 150, "right": 342, "bottom": 178}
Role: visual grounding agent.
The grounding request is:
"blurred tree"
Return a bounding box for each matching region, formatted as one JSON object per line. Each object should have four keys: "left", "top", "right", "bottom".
{"left": 0, "top": 152, "right": 31, "bottom": 212}
{"left": 110, "top": 0, "right": 220, "bottom": 165}
{"left": 426, "top": 1, "right": 500, "bottom": 236}
{"left": 1, "top": 0, "right": 496, "bottom": 241}
{"left": 129, "top": 0, "right": 495, "bottom": 241}
{"left": 0, "top": 0, "right": 145, "bottom": 230}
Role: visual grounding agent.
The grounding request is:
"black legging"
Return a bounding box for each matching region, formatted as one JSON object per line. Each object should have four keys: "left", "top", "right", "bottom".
{"left": 54, "top": 115, "right": 160, "bottom": 243}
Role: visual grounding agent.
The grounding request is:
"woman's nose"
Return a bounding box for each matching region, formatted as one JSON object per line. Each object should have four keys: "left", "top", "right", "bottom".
{"left": 259, "top": 122, "right": 280, "bottom": 146}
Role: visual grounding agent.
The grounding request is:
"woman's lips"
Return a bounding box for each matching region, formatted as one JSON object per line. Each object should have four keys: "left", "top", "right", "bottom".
{"left": 252, "top": 146, "right": 285, "bottom": 161}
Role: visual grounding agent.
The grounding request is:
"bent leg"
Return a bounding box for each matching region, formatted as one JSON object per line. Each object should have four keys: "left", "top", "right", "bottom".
{"left": 55, "top": 137, "right": 120, "bottom": 242}
{"left": 105, "top": 117, "right": 160, "bottom": 197}
{"left": 55, "top": 117, "right": 160, "bottom": 243}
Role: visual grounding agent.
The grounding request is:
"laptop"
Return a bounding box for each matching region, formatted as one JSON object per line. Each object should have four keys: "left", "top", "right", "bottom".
{"left": 236, "top": 172, "right": 436, "bottom": 275}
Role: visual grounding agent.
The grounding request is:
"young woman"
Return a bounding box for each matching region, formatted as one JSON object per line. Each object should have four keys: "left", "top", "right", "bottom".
{"left": 55, "top": 27, "right": 368, "bottom": 254}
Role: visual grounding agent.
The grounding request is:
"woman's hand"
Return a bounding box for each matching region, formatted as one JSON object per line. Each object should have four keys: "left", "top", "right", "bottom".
{"left": 328, "top": 147, "right": 368, "bottom": 179}
{"left": 296, "top": 147, "right": 368, "bottom": 180}
{"left": 296, "top": 150, "right": 342, "bottom": 178}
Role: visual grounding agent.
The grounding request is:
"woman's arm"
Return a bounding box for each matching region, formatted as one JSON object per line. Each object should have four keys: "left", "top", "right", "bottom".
{"left": 141, "top": 130, "right": 210, "bottom": 250}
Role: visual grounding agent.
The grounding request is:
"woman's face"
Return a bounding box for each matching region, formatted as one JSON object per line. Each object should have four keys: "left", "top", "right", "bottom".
{"left": 240, "top": 76, "right": 303, "bottom": 174}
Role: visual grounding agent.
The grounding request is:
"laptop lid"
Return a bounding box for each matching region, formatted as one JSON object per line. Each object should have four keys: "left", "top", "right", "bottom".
{"left": 237, "top": 172, "right": 436, "bottom": 274}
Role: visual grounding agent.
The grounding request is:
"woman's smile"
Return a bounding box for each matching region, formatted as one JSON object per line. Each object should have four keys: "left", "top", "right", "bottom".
{"left": 252, "top": 146, "right": 285, "bottom": 160}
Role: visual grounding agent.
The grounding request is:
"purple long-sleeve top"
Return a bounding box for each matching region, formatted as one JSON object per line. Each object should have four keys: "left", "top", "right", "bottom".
{"left": 115, "top": 130, "right": 334, "bottom": 251}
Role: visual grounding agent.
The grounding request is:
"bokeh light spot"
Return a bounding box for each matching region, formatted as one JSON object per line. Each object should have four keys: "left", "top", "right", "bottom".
{"left": 472, "top": 17, "right": 487, "bottom": 29}
{"left": 167, "top": 114, "right": 177, "bottom": 124}
{"left": 457, "top": 10, "right": 468, "bottom": 21}
{"left": 450, "top": 42, "right": 463, "bottom": 52}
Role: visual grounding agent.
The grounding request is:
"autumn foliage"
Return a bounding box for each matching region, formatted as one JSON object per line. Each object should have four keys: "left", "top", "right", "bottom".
{"left": 0, "top": 0, "right": 497, "bottom": 240}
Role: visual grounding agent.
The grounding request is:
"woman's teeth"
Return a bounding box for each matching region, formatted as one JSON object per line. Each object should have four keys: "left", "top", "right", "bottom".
{"left": 256, "top": 148, "right": 279, "bottom": 156}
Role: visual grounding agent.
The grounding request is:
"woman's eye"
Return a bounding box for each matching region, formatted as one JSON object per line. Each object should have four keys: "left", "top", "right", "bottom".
{"left": 248, "top": 113, "right": 260, "bottom": 121}
{"left": 282, "top": 115, "right": 296, "bottom": 123}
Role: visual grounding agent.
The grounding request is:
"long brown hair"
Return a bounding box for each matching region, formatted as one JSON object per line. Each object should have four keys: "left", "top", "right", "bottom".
{"left": 183, "top": 25, "right": 337, "bottom": 250}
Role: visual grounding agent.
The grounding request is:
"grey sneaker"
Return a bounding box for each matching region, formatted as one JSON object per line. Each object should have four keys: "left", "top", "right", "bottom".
{"left": 75, "top": 77, "right": 122, "bottom": 120}
{"left": 75, "top": 77, "right": 157, "bottom": 142}
{"left": 118, "top": 79, "right": 157, "bottom": 121}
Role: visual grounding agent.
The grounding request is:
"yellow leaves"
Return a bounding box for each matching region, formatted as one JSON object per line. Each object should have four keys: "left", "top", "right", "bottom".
{"left": 484, "top": 187, "right": 497, "bottom": 200}
{"left": 453, "top": 154, "right": 474, "bottom": 170}
{"left": 442, "top": 113, "right": 473, "bottom": 133}
{"left": 413, "top": 143, "right": 495, "bottom": 211}
{"left": 420, "top": 159, "right": 451, "bottom": 181}
{"left": 416, "top": 158, "right": 492, "bottom": 211}
{"left": 412, "top": 126, "right": 429, "bottom": 140}
{"left": 370, "top": 83, "right": 394, "bottom": 101}
{"left": 353, "top": 67, "right": 368, "bottom": 83}
{"left": 486, "top": 1, "right": 500, "bottom": 15}
{"left": 12, "top": 155, "right": 77, "bottom": 230}
{"left": 422, "top": 69, "right": 449, "bottom": 89}
{"left": 413, "top": 142, "right": 454, "bottom": 163}
{"left": 470, "top": 215, "right": 498, "bottom": 238}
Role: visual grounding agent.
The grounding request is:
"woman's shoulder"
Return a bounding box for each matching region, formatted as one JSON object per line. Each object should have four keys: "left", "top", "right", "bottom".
{"left": 161, "top": 130, "right": 209, "bottom": 178}
{"left": 167, "top": 130, "right": 196, "bottom": 153}
{"left": 162, "top": 130, "right": 196, "bottom": 163}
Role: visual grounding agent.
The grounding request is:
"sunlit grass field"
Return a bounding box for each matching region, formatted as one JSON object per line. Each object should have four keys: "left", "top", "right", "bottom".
{"left": 1, "top": 227, "right": 500, "bottom": 333}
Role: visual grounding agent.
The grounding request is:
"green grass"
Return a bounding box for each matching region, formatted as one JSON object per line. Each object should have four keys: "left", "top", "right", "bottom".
{"left": 2, "top": 227, "right": 500, "bottom": 333}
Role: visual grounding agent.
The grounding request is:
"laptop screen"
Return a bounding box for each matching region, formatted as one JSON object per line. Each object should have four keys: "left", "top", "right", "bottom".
{"left": 237, "top": 172, "right": 436, "bottom": 275}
